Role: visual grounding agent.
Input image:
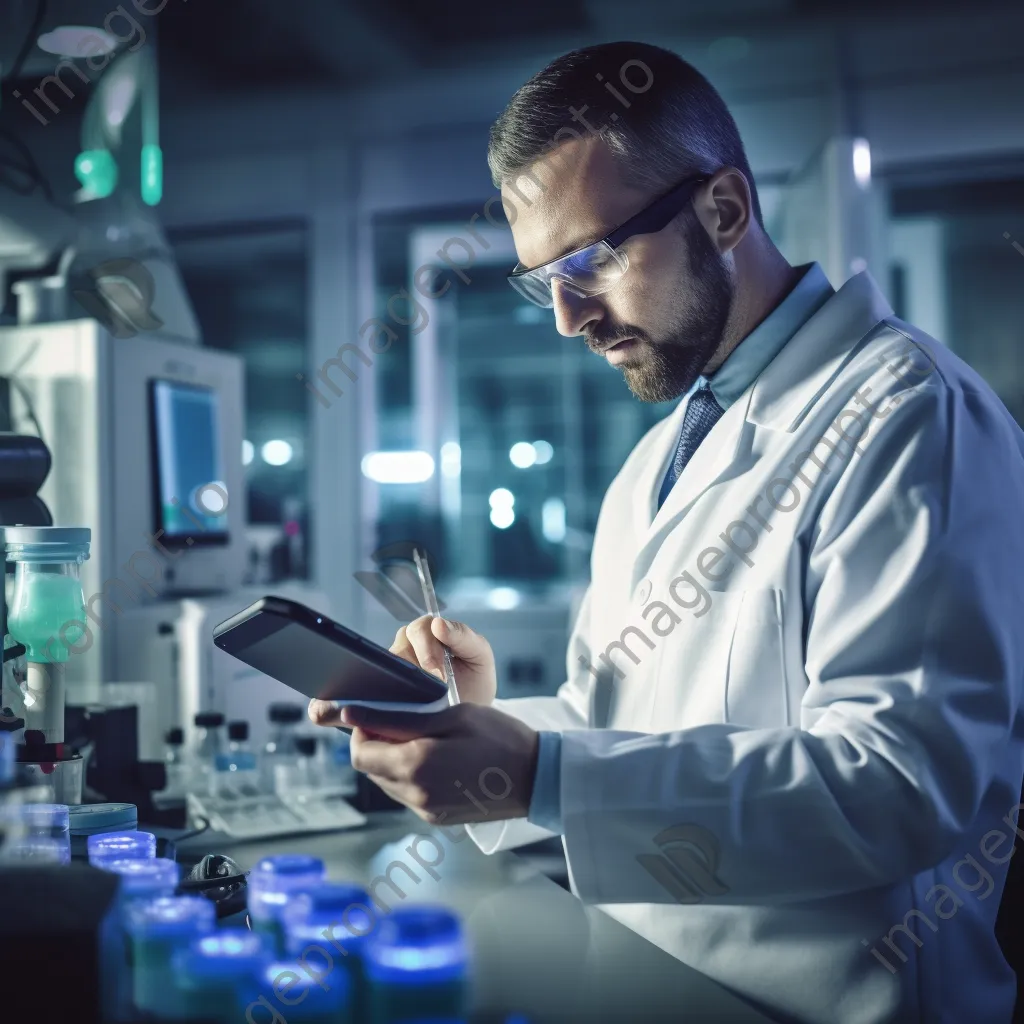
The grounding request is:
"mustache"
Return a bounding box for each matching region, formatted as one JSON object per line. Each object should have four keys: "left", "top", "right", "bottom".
{"left": 585, "top": 330, "right": 645, "bottom": 352}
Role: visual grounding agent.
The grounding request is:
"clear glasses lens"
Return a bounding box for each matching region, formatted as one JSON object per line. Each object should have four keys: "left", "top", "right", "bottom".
{"left": 511, "top": 241, "right": 628, "bottom": 307}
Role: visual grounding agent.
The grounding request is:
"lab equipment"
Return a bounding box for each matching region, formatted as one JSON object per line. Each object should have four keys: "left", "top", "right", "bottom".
{"left": 213, "top": 596, "right": 450, "bottom": 712}
{"left": 185, "top": 784, "right": 367, "bottom": 842}
{"left": 104, "top": 856, "right": 180, "bottom": 902}
{"left": 0, "top": 835, "right": 68, "bottom": 863}
{"left": 172, "top": 930, "right": 271, "bottom": 1021}
{"left": 0, "top": 323, "right": 245, "bottom": 698}
{"left": 162, "top": 726, "right": 188, "bottom": 798}
{"left": 124, "top": 895, "right": 216, "bottom": 1016}
{"left": 87, "top": 829, "right": 157, "bottom": 866}
{"left": 149, "top": 379, "right": 229, "bottom": 546}
{"left": 227, "top": 720, "right": 254, "bottom": 760}
{"left": 274, "top": 734, "right": 318, "bottom": 798}
{"left": 100, "top": 857, "right": 181, "bottom": 1020}
{"left": 0, "top": 802, "right": 71, "bottom": 863}
{"left": 214, "top": 720, "right": 261, "bottom": 798}
{"left": 261, "top": 701, "right": 303, "bottom": 792}
{"left": 4, "top": 526, "right": 91, "bottom": 805}
{"left": 247, "top": 854, "right": 327, "bottom": 955}
{"left": 363, "top": 905, "right": 470, "bottom": 1022}
{"left": 413, "top": 547, "right": 460, "bottom": 705}
{"left": 191, "top": 710, "right": 226, "bottom": 795}
{"left": 283, "top": 882, "right": 373, "bottom": 1018}
{"left": 247, "top": 960, "right": 354, "bottom": 1024}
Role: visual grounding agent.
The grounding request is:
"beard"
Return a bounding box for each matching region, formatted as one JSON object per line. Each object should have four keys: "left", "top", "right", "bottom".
{"left": 588, "top": 209, "right": 735, "bottom": 403}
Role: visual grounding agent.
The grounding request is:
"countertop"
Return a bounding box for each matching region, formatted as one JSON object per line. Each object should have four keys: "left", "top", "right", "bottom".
{"left": 177, "top": 810, "right": 775, "bottom": 1024}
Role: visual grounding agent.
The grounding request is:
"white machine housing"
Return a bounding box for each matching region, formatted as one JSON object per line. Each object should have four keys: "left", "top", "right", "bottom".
{"left": 0, "top": 319, "right": 246, "bottom": 692}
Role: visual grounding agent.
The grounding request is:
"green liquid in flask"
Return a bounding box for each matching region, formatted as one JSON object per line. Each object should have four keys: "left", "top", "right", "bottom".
{"left": 8, "top": 574, "right": 87, "bottom": 663}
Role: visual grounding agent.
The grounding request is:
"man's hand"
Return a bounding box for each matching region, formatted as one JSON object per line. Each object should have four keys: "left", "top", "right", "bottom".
{"left": 336, "top": 702, "right": 540, "bottom": 826}
{"left": 393, "top": 615, "right": 497, "bottom": 706}
{"left": 308, "top": 615, "right": 497, "bottom": 729}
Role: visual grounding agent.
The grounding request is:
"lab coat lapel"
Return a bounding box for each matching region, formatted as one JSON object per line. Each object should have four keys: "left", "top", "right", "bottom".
{"left": 628, "top": 391, "right": 748, "bottom": 587}
{"left": 627, "top": 270, "right": 893, "bottom": 580}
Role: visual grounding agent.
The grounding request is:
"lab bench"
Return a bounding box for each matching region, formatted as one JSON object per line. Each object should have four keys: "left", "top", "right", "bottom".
{"left": 176, "top": 810, "right": 775, "bottom": 1024}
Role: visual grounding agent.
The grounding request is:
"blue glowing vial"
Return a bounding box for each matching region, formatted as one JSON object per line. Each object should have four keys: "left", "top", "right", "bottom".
{"left": 242, "top": 959, "right": 354, "bottom": 1024}
{"left": 363, "top": 905, "right": 469, "bottom": 1022}
{"left": 123, "top": 895, "right": 216, "bottom": 1016}
{"left": 172, "top": 929, "right": 272, "bottom": 1020}
{"left": 87, "top": 829, "right": 157, "bottom": 866}
{"left": 1, "top": 802, "right": 71, "bottom": 863}
{"left": 247, "top": 853, "right": 326, "bottom": 955}
{"left": 103, "top": 856, "right": 180, "bottom": 903}
{"left": 99, "top": 857, "right": 181, "bottom": 1018}
{"left": 282, "top": 882, "right": 375, "bottom": 1017}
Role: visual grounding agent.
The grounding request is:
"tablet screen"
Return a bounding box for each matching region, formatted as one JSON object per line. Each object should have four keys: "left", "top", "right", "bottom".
{"left": 233, "top": 617, "right": 447, "bottom": 705}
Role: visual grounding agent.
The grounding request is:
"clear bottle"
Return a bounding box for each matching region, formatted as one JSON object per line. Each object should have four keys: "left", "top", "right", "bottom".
{"left": 162, "top": 727, "right": 187, "bottom": 798}
{"left": 261, "top": 702, "right": 302, "bottom": 793}
{"left": 215, "top": 721, "right": 260, "bottom": 798}
{"left": 226, "top": 721, "right": 252, "bottom": 760}
{"left": 294, "top": 736, "right": 318, "bottom": 791}
{"left": 191, "top": 712, "right": 225, "bottom": 796}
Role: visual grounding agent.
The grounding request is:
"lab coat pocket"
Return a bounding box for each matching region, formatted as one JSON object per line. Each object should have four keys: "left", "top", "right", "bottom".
{"left": 724, "top": 587, "right": 790, "bottom": 730}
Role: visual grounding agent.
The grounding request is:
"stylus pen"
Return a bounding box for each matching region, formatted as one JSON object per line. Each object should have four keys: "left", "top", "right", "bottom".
{"left": 412, "top": 548, "right": 460, "bottom": 705}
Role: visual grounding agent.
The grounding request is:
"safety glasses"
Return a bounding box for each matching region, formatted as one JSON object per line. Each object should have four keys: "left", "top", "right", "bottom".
{"left": 507, "top": 174, "right": 708, "bottom": 308}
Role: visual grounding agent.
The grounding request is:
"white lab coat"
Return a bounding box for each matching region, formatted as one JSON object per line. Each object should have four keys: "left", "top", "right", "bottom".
{"left": 468, "top": 270, "right": 1024, "bottom": 1024}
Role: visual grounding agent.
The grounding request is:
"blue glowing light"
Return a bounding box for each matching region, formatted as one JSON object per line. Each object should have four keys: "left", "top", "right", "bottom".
{"left": 87, "top": 829, "right": 156, "bottom": 865}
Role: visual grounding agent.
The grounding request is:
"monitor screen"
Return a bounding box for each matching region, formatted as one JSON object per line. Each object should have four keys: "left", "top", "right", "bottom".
{"left": 149, "top": 379, "right": 229, "bottom": 545}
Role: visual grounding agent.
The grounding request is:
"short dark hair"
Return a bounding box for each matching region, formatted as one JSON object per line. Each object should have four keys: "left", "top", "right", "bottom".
{"left": 488, "top": 41, "right": 763, "bottom": 230}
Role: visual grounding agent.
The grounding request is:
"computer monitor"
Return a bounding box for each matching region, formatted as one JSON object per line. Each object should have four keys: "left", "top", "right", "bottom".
{"left": 149, "top": 378, "right": 229, "bottom": 547}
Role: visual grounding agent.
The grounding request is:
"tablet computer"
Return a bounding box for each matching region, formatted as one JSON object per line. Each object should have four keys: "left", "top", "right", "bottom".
{"left": 212, "top": 596, "right": 451, "bottom": 713}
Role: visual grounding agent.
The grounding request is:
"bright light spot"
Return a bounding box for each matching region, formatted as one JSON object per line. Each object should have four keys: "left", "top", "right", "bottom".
{"left": 242, "top": 440, "right": 254, "bottom": 466}
{"left": 489, "top": 506, "right": 515, "bottom": 529}
{"left": 489, "top": 488, "right": 514, "bottom": 509}
{"left": 195, "top": 482, "right": 228, "bottom": 515}
{"left": 261, "top": 440, "right": 293, "bottom": 467}
{"left": 38, "top": 26, "right": 118, "bottom": 57}
{"left": 440, "top": 442, "right": 461, "bottom": 478}
{"left": 853, "top": 138, "right": 871, "bottom": 188}
{"left": 487, "top": 587, "right": 520, "bottom": 610}
{"left": 532, "top": 440, "right": 554, "bottom": 465}
{"left": 361, "top": 451, "right": 435, "bottom": 484}
{"left": 509, "top": 442, "right": 537, "bottom": 469}
{"left": 542, "top": 498, "right": 566, "bottom": 542}
{"left": 850, "top": 257, "right": 868, "bottom": 274}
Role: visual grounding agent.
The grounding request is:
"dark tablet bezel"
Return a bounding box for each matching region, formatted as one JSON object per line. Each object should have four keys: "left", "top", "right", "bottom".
{"left": 212, "top": 595, "right": 449, "bottom": 705}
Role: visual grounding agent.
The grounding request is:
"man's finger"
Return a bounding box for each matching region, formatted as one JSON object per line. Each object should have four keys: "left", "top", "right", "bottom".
{"left": 429, "top": 617, "right": 489, "bottom": 666}
{"left": 308, "top": 698, "right": 343, "bottom": 726}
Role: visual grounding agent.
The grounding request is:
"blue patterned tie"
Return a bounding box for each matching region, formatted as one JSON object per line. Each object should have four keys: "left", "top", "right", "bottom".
{"left": 657, "top": 380, "right": 724, "bottom": 509}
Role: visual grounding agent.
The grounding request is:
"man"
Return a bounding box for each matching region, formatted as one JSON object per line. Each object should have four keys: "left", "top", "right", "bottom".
{"left": 310, "top": 41, "right": 1024, "bottom": 1024}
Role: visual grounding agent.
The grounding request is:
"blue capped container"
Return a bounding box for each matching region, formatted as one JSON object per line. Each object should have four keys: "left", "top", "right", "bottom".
{"left": 283, "top": 882, "right": 375, "bottom": 1018}
{"left": 0, "top": 803, "right": 70, "bottom": 863}
{"left": 103, "top": 856, "right": 180, "bottom": 903}
{"left": 124, "top": 895, "right": 216, "bottom": 1016}
{"left": 248, "top": 853, "right": 327, "bottom": 954}
{"left": 88, "top": 829, "right": 156, "bottom": 866}
{"left": 0, "top": 834, "right": 69, "bottom": 863}
{"left": 99, "top": 858, "right": 181, "bottom": 1019}
{"left": 242, "top": 959, "right": 354, "bottom": 1024}
{"left": 363, "top": 905, "right": 469, "bottom": 1022}
{"left": 172, "top": 929, "right": 272, "bottom": 1021}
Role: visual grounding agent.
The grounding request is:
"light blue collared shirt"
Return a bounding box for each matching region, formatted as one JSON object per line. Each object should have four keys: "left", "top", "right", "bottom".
{"left": 527, "top": 262, "right": 835, "bottom": 835}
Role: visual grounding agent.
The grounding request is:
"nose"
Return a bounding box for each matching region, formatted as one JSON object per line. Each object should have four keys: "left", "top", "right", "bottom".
{"left": 551, "top": 278, "right": 605, "bottom": 338}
